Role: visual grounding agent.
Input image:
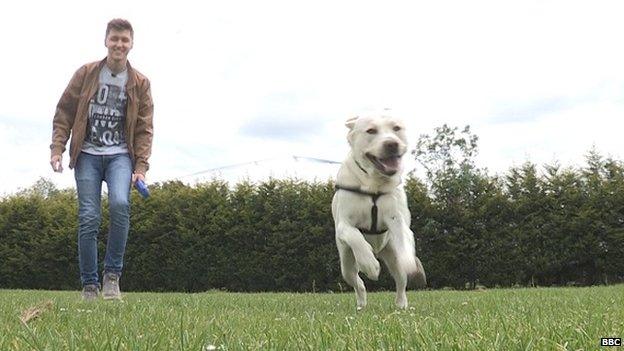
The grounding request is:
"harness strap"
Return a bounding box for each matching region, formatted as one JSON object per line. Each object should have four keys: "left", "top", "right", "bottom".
{"left": 335, "top": 185, "right": 387, "bottom": 235}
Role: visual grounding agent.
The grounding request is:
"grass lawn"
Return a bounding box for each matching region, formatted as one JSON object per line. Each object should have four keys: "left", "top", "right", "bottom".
{"left": 1, "top": 284, "right": 623, "bottom": 350}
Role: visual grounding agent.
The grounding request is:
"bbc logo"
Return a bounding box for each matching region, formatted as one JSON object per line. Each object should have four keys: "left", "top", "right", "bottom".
{"left": 601, "top": 338, "right": 622, "bottom": 347}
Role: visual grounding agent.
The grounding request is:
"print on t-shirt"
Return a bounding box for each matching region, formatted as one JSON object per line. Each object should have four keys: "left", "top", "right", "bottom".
{"left": 86, "top": 83, "right": 127, "bottom": 147}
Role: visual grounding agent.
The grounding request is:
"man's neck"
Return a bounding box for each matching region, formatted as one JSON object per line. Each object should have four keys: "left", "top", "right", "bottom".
{"left": 106, "top": 58, "right": 127, "bottom": 75}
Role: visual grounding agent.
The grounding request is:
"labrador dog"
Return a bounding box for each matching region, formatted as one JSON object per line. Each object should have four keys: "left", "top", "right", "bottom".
{"left": 332, "top": 114, "right": 426, "bottom": 310}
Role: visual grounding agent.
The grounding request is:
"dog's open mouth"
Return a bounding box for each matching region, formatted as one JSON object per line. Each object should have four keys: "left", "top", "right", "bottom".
{"left": 366, "top": 153, "right": 402, "bottom": 176}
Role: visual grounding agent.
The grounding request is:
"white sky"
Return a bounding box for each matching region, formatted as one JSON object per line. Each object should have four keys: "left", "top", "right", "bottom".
{"left": 1, "top": 0, "right": 624, "bottom": 195}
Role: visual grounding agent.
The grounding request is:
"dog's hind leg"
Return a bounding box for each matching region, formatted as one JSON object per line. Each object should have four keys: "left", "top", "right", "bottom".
{"left": 378, "top": 245, "right": 408, "bottom": 309}
{"left": 338, "top": 242, "right": 367, "bottom": 310}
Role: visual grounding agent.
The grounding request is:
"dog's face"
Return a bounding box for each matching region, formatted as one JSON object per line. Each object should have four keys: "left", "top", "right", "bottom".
{"left": 346, "top": 115, "right": 408, "bottom": 177}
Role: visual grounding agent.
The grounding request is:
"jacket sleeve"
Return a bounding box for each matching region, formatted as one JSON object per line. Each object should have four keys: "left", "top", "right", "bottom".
{"left": 133, "top": 78, "right": 154, "bottom": 175}
{"left": 50, "top": 66, "right": 86, "bottom": 157}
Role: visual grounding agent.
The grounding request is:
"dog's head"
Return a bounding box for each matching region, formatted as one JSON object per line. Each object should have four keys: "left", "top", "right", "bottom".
{"left": 345, "top": 114, "right": 408, "bottom": 177}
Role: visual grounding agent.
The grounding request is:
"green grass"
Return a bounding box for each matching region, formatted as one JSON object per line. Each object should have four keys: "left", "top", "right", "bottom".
{"left": 1, "top": 285, "right": 623, "bottom": 350}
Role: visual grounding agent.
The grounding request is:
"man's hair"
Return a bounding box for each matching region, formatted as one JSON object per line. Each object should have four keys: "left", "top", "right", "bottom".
{"left": 106, "top": 18, "right": 134, "bottom": 38}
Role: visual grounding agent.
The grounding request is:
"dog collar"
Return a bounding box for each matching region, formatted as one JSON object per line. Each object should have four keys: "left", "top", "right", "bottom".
{"left": 335, "top": 184, "right": 388, "bottom": 235}
{"left": 353, "top": 159, "right": 368, "bottom": 174}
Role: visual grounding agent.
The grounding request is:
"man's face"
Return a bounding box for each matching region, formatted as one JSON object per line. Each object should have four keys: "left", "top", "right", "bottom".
{"left": 105, "top": 29, "right": 133, "bottom": 63}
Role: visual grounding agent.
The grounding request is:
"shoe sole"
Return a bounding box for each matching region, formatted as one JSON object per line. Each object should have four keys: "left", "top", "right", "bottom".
{"left": 102, "top": 294, "right": 122, "bottom": 300}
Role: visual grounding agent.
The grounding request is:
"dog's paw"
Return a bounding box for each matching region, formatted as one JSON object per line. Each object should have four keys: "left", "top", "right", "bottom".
{"left": 360, "top": 259, "right": 381, "bottom": 281}
{"left": 395, "top": 293, "right": 408, "bottom": 309}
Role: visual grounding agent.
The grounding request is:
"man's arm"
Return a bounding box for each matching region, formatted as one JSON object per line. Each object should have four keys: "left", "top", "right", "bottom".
{"left": 132, "top": 78, "right": 154, "bottom": 176}
{"left": 50, "top": 66, "right": 86, "bottom": 171}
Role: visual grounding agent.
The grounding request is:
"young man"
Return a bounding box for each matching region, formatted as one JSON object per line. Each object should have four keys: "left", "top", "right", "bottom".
{"left": 50, "top": 18, "right": 154, "bottom": 300}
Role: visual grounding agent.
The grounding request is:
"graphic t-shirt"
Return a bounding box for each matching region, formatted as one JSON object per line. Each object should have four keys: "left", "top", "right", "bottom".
{"left": 82, "top": 65, "right": 129, "bottom": 155}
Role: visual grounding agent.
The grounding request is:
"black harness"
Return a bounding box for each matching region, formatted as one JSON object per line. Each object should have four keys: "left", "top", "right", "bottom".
{"left": 335, "top": 184, "right": 388, "bottom": 235}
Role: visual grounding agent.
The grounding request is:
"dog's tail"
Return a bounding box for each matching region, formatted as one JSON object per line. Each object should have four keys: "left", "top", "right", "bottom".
{"left": 407, "top": 256, "right": 427, "bottom": 289}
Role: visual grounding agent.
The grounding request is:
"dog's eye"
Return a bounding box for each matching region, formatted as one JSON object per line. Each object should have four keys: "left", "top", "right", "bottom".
{"left": 366, "top": 128, "right": 377, "bottom": 134}
{"left": 393, "top": 126, "right": 402, "bottom": 132}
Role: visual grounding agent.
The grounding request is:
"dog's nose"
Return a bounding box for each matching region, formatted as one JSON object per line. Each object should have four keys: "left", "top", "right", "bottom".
{"left": 384, "top": 141, "right": 399, "bottom": 153}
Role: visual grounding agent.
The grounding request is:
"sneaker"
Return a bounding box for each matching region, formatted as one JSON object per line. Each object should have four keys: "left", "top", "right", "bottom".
{"left": 81, "top": 284, "right": 100, "bottom": 301}
{"left": 102, "top": 272, "right": 122, "bottom": 300}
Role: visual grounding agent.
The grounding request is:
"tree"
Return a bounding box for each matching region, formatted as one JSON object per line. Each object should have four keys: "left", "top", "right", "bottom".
{"left": 412, "top": 124, "right": 507, "bottom": 288}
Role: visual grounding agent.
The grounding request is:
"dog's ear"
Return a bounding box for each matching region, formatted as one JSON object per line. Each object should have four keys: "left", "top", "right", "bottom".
{"left": 346, "top": 116, "right": 358, "bottom": 146}
{"left": 345, "top": 116, "right": 358, "bottom": 130}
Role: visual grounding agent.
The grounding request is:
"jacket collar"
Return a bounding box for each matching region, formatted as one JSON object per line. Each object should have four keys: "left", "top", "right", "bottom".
{"left": 97, "top": 57, "right": 137, "bottom": 89}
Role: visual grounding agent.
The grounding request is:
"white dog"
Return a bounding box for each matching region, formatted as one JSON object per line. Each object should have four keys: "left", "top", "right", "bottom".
{"left": 331, "top": 114, "right": 426, "bottom": 310}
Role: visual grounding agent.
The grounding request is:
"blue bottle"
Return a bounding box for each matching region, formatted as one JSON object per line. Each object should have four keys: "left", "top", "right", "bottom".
{"left": 134, "top": 179, "right": 150, "bottom": 199}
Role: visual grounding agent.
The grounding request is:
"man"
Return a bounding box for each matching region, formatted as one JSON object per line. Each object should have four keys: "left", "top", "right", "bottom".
{"left": 50, "top": 18, "right": 153, "bottom": 300}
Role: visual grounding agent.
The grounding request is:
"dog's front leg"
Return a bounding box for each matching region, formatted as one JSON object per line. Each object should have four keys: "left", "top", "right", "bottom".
{"left": 336, "top": 222, "right": 380, "bottom": 310}
{"left": 337, "top": 239, "right": 368, "bottom": 310}
{"left": 336, "top": 222, "right": 380, "bottom": 281}
{"left": 381, "top": 215, "right": 419, "bottom": 309}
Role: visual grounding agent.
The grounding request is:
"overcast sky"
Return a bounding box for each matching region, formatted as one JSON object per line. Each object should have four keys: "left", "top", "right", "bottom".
{"left": 1, "top": 0, "right": 623, "bottom": 195}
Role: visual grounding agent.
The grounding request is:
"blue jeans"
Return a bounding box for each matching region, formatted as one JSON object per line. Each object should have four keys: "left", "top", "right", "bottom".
{"left": 74, "top": 152, "right": 132, "bottom": 286}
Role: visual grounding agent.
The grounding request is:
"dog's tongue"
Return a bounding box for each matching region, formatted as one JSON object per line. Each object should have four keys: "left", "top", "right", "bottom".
{"left": 380, "top": 157, "right": 400, "bottom": 171}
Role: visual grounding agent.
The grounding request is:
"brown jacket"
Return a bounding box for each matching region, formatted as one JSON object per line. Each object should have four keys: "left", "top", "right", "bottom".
{"left": 50, "top": 59, "right": 154, "bottom": 175}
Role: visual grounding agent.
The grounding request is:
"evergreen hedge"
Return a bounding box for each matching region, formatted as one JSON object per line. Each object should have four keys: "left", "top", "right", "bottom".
{"left": 1, "top": 152, "right": 623, "bottom": 292}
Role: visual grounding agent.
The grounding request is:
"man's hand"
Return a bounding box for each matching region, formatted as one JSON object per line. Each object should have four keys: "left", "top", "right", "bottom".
{"left": 50, "top": 155, "right": 63, "bottom": 173}
{"left": 132, "top": 172, "right": 145, "bottom": 186}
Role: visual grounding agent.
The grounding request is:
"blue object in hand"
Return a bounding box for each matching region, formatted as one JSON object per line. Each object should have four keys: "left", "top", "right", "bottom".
{"left": 134, "top": 179, "right": 150, "bottom": 198}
